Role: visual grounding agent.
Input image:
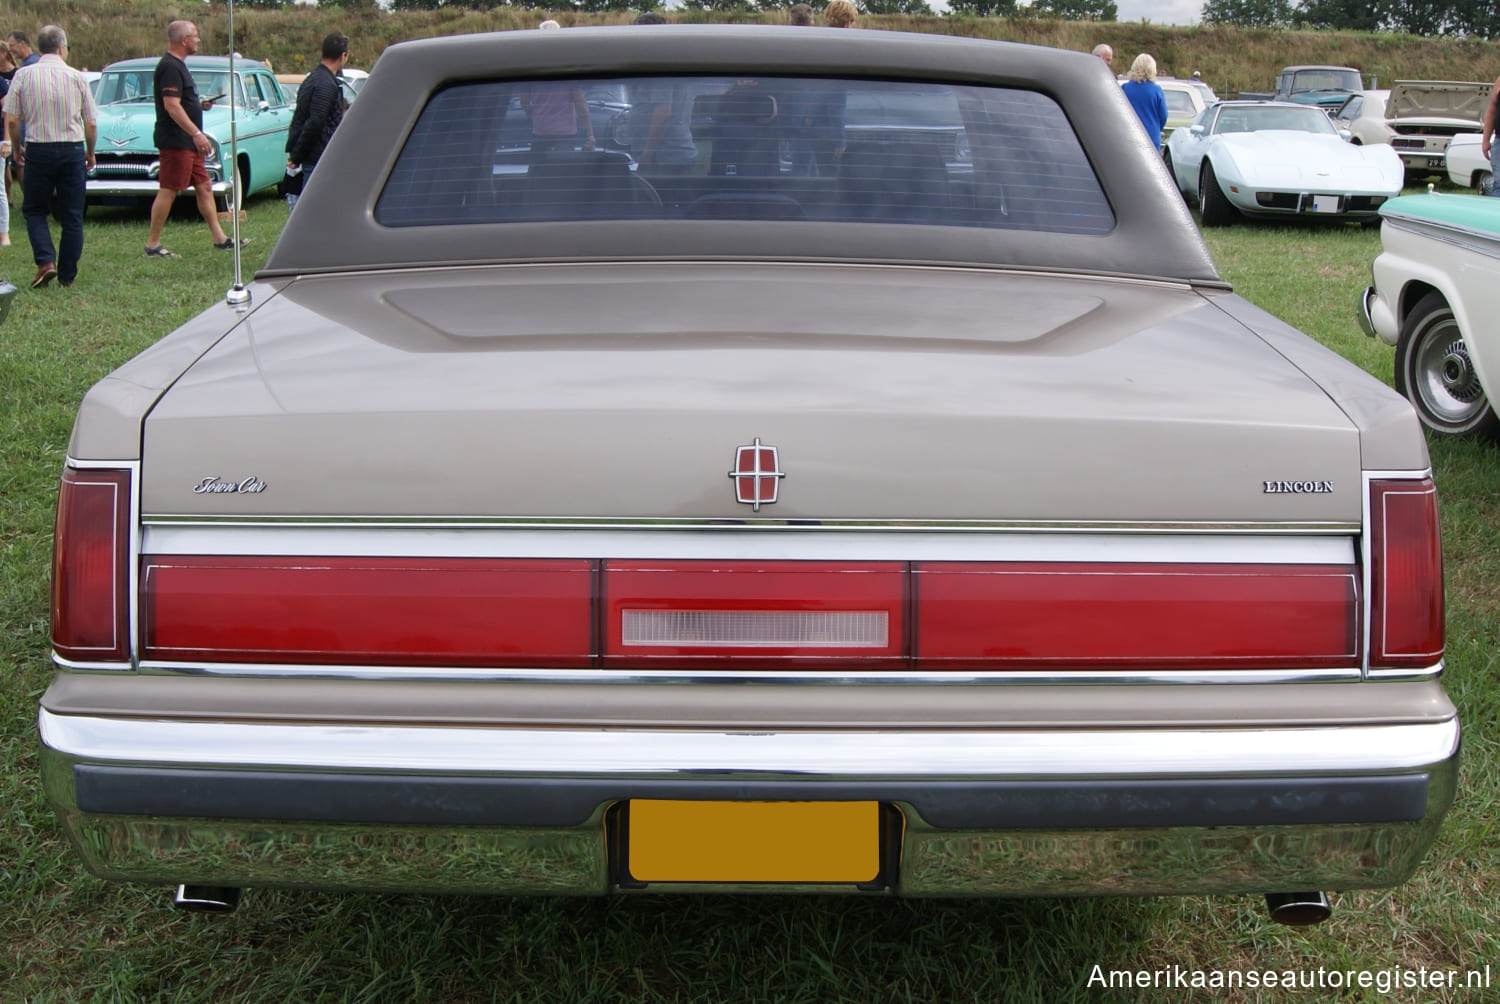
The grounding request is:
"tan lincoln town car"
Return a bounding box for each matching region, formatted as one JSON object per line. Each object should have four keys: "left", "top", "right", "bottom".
{"left": 41, "top": 26, "right": 1456, "bottom": 925}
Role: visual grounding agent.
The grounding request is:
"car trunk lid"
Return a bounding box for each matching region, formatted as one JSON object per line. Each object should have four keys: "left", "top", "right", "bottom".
{"left": 139, "top": 262, "right": 1364, "bottom": 524}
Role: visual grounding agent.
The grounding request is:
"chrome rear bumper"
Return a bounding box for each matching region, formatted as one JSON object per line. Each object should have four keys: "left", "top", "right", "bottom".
{"left": 40, "top": 710, "right": 1459, "bottom": 897}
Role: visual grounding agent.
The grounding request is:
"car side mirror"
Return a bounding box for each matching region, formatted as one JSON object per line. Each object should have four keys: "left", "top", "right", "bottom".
{"left": 257, "top": 100, "right": 270, "bottom": 113}
{"left": 1190, "top": 124, "right": 1206, "bottom": 136}
{"left": 1338, "top": 128, "right": 1352, "bottom": 142}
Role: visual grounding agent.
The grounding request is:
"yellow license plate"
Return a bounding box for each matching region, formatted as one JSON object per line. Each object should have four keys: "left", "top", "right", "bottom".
{"left": 627, "top": 800, "right": 880, "bottom": 884}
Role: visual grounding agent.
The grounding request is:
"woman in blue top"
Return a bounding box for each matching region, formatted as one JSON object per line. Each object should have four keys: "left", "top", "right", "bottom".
{"left": 1120, "top": 53, "right": 1169, "bottom": 149}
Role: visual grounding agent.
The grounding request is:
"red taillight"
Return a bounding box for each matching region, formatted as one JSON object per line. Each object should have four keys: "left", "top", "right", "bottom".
{"left": 52, "top": 466, "right": 132, "bottom": 662}
{"left": 915, "top": 562, "right": 1358, "bottom": 670}
{"left": 602, "top": 560, "right": 907, "bottom": 668}
{"left": 1369, "top": 477, "right": 1444, "bottom": 670}
{"left": 142, "top": 556, "right": 594, "bottom": 666}
{"left": 136, "top": 553, "right": 1364, "bottom": 673}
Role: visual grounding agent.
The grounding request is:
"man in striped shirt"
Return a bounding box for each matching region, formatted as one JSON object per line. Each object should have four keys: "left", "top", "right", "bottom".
{"left": 2, "top": 24, "right": 96, "bottom": 288}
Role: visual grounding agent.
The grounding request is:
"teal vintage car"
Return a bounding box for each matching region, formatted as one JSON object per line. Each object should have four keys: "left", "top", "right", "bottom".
{"left": 88, "top": 55, "right": 293, "bottom": 210}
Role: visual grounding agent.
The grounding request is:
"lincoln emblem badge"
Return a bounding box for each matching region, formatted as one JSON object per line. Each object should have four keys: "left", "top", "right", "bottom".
{"left": 728, "top": 438, "right": 785, "bottom": 511}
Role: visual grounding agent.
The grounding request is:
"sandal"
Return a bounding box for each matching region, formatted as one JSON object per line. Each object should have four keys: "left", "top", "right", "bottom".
{"left": 213, "top": 237, "right": 250, "bottom": 250}
{"left": 144, "top": 245, "right": 180, "bottom": 258}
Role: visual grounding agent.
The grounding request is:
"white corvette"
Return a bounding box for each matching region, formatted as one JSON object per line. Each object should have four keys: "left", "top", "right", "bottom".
{"left": 1164, "top": 100, "right": 1405, "bottom": 226}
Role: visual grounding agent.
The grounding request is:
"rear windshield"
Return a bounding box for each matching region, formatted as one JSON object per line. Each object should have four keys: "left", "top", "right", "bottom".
{"left": 375, "top": 75, "right": 1113, "bottom": 235}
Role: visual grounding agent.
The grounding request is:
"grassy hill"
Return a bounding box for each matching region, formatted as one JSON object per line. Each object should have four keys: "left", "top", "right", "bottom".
{"left": 6, "top": 0, "right": 1499, "bottom": 94}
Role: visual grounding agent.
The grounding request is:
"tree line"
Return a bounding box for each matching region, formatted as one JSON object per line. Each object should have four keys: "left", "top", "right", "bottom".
{"left": 243, "top": 0, "right": 1121, "bottom": 21}
{"left": 227, "top": 0, "right": 1500, "bottom": 38}
{"left": 1203, "top": 0, "right": 1500, "bottom": 37}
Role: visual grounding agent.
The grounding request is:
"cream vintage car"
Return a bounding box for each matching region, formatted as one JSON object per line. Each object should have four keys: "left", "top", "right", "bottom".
{"left": 1383, "top": 80, "right": 1490, "bottom": 179}
{"left": 42, "top": 27, "right": 1455, "bottom": 925}
{"left": 1360, "top": 191, "right": 1500, "bottom": 440}
{"left": 1444, "top": 133, "right": 1492, "bottom": 194}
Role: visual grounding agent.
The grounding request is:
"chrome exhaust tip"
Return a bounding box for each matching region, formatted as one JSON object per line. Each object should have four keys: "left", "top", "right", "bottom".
{"left": 1265, "top": 891, "right": 1331, "bottom": 926}
{"left": 173, "top": 884, "right": 242, "bottom": 913}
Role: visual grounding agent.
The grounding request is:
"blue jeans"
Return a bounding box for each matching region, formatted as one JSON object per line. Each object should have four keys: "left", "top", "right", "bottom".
{"left": 285, "top": 163, "right": 312, "bottom": 210}
{"left": 21, "top": 142, "right": 87, "bottom": 282}
{"left": 1490, "top": 141, "right": 1500, "bottom": 197}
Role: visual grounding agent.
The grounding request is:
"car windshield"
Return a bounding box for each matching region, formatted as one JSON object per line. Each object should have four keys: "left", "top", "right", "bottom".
{"left": 1289, "top": 69, "right": 1362, "bottom": 94}
{"left": 375, "top": 74, "right": 1113, "bottom": 234}
{"left": 95, "top": 68, "right": 246, "bottom": 107}
{"left": 190, "top": 72, "right": 246, "bottom": 108}
{"left": 1215, "top": 105, "right": 1338, "bottom": 136}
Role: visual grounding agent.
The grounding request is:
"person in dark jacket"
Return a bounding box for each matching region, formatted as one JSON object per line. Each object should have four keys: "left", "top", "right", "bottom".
{"left": 284, "top": 32, "right": 348, "bottom": 208}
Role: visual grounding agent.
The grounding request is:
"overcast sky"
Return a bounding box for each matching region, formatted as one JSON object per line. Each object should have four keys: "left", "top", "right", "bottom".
{"left": 1112, "top": 0, "right": 1203, "bottom": 24}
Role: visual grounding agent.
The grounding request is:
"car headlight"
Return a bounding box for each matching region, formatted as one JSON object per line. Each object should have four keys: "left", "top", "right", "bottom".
{"left": 204, "top": 136, "right": 222, "bottom": 170}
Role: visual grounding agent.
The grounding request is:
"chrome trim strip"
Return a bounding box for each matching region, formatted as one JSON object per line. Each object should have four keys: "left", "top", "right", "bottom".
{"left": 139, "top": 525, "right": 1357, "bottom": 564}
{"left": 1366, "top": 663, "right": 1445, "bottom": 681}
{"left": 142, "top": 514, "right": 1360, "bottom": 534}
{"left": 251, "top": 258, "right": 1228, "bottom": 293}
{"left": 40, "top": 709, "right": 1458, "bottom": 777}
{"left": 1383, "top": 214, "right": 1500, "bottom": 259}
{"left": 53, "top": 655, "right": 136, "bottom": 672}
{"left": 1362, "top": 470, "right": 1374, "bottom": 678}
{"left": 132, "top": 661, "right": 1367, "bottom": 685}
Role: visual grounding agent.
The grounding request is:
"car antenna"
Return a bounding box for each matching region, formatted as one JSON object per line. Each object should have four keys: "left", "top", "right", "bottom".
{"left": 224, "top": 0, "right": 250, "bottom": 309}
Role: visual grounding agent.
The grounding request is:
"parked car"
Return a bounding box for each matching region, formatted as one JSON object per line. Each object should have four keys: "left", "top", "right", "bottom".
{"left": 1239, "top": 64, "right": 1364, "bottom": 110}
{"left": 1158, "top": 77, "right": 1212, "bottom": 145}
{"left": 339, "top": 67, "right": 368, "bottom": 95}
{"left": 90, "top": 55, "right": 293, "bottom": 211}
{"left": 1185, "top": 76, "right": 1218, "bottom": 104}
{"left": 41, "top": 26, "right": 1455, "bottom": 924}
{"left": 1117, "top": 76, "right": 1211, "bottom": 147}
{"left": 1384, "top": 80, "right": 1490, "bottom": 179}
{"left": 1163, "top": 100, "right": 1405, "bottom": 226}
{"left": 1331, "top": 89, "right": 1393, "bottom": 147}
{"left": 1444, "top": 133, "right": 1492, "bottom": 194}
{"left": 275, "top": 70, "right": 360, "bottom": 111}
{"left": 1360, "top": 191, "right": 1500, "bottom": 440}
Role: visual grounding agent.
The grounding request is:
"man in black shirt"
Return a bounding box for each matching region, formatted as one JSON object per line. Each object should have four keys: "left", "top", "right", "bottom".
{"left": 284, "top": 32, "right": 348, "bottom": 209}
{"left": 144, "top": 19, "right": 240, "bottom": 257}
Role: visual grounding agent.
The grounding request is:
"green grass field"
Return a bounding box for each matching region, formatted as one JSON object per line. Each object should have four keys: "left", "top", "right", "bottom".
{"left": 2, "top": 189, "right": 1498, "bottom": 1002}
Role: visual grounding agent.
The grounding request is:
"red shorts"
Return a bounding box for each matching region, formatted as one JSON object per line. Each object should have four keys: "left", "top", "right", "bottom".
{"left": 157, "top": 147, "right": 210, "bottom": 191}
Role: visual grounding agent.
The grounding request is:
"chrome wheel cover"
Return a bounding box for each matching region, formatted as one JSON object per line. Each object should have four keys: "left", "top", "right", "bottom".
{"left": 1413, "top": 318, "right": 1487, "bottom": 424}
